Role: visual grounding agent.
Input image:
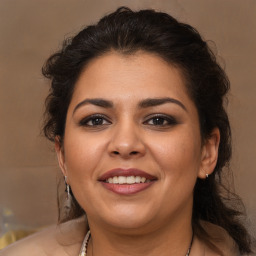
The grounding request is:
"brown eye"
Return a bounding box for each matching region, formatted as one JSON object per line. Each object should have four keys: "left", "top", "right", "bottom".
{"left": 88, "top": 117, "right": 104, "bottom": 126}
{"left": 79, "top": 114, "right": 111, "bottom": 127}
{"left": 149, "top": 117, "right": 168, "bottom": 125}
{"left": 144, "top": 115, "right": 178, "bottom": 126}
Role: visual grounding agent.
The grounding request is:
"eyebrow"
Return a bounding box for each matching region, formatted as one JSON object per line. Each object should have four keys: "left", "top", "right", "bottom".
{"left": 73, "top": 97, "right": 187, "bottom": 115}
{"left": 139, "top": 97, "right": 187, "bottom": 111}
{"left": 73, "top": 98, "right": 113, "bottom": 115}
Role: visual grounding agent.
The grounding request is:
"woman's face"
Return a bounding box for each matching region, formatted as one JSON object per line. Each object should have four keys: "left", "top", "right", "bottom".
{"left": 56, "top": 52, "right": 218, "bottom": 233}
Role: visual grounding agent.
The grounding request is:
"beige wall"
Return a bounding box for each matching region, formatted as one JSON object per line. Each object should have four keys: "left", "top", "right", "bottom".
{"left": 0, "top": 0, "right": 255, "bottom": 235}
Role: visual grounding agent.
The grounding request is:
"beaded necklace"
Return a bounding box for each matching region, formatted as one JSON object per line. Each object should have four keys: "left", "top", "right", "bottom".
{"left": 79, "top": 230, "right": 194, "bottom": 256}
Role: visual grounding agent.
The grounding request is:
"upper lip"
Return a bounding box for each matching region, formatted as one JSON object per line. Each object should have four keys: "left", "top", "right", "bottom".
{"left": 98, "top": 168, "right": 157, "bottom": 181}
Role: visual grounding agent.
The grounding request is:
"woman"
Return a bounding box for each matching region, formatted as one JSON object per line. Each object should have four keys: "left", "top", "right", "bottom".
{"left": 1, "top": 7, "right": 254, "bottom": 256}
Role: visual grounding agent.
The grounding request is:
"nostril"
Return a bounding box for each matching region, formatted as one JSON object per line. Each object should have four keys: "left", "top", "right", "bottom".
{"left": 112, "top": 151, "right": 139, "bottom": 156}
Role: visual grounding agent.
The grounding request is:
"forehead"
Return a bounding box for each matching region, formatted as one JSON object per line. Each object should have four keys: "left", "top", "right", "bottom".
{"left": 69, "top": 51, "right": 192, "bottom": 109}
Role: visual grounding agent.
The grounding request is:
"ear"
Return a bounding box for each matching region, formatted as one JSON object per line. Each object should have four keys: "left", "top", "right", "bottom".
{"left": 198, "top": 128, "right": 220, "bottom": 179}
{"left": 55, "top": 136, "right": 68, "bottom": 178}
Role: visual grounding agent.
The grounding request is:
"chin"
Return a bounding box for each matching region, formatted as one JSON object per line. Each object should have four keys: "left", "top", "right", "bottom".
{"left": 102, "top": 208, "right": 156, "bottom": 232}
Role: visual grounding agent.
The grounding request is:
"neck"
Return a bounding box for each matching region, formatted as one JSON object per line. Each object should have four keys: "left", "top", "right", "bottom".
{"left": 86, "top": 218, "right": 193, "bottom": 256}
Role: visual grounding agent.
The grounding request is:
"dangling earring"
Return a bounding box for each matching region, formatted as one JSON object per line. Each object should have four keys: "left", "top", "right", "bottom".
{"left": 63, "top": 176, "right": 72, "bottom": 218}
{"left": 64, "top": 176, "right": 70, "bottom": 199}
{"left": 65, "top": 176, "right": 70, "bottom": 199}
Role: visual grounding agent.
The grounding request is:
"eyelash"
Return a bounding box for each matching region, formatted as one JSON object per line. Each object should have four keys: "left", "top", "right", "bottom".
{"left": 79, "top": 114, "right": 178, "bottom": 128}
{"left": 143, "top": 114, "right": 178, "bottom": 127}
{"left": 79, "top": 114, "right": 111, "bottom": 127}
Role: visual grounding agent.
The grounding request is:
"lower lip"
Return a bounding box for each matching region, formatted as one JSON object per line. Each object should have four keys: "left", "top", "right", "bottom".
{"left": 101, "top": 182, "right": 155, "bottom": 195}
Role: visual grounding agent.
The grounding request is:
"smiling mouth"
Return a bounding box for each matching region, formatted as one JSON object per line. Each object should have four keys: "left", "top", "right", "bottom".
{"left": 105, "top": 176, "right": 151, "bottom": 184}
{"left": 99, "top": 168, "right": 157, "bottom": 195}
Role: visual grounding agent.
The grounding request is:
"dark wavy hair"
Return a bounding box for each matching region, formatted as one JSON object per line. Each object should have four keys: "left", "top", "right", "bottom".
{"left": 42, "top": 7, "right": 253, "bottom": 255}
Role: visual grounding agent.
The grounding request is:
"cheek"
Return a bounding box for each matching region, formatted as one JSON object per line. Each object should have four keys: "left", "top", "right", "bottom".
{"left": 148, "top": 129, "right": 202, "bottom": 179}
{"left": 63, "top": 133, "right": 107, "bottom": 181}
{"left": 62, "top": 134, "right": 109, "bottom": 211}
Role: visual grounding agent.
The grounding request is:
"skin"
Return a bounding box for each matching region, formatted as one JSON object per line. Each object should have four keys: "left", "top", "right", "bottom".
{"left": 2, "top": 51, "right": 238, "bottom": 256}
{"left": 55, "top": 51, "right": 220, "bottom": 256}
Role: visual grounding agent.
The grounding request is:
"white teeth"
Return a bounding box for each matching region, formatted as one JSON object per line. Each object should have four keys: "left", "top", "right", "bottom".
{"left": 126, "top": 176, "right": 135, "bottom": 184}
{"left": 118, "top": 176, "right": 126, "bottom": 184}
{"left": 135, "top": 176, "right": 141, "bottom": 183}
{"left": 106, "top": 176, "right": 150, "bottom": 184}
{"left": 113, "top": 176, "right": 118, "bottom": 184}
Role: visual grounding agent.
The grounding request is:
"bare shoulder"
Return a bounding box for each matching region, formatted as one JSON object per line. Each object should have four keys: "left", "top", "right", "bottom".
{"left": 201, "top": 221, "right": 240, "bottom": 256}
{"left": 0, "top": 217, "right": 87, "bottom": 256}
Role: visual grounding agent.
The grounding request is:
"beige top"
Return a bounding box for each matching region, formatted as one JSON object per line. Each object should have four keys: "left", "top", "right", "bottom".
{"left": 0, "top": 218, "right": 240, "bottom": 256}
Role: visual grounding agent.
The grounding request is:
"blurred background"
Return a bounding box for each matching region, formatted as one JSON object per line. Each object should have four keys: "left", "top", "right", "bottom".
{"left": 0, "top": 0, "right": 255, "bottom": 245}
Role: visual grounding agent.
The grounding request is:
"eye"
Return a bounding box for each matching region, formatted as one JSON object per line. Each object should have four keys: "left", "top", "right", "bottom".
{"left": 144, "top": 114, "right": 177, "bottom": 127}
{"left": 79, "top": 114, "right": 111, "bottom": 127}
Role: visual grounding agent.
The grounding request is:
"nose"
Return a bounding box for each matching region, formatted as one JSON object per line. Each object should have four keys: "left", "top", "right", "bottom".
{"left": 107, "top": 121, "right": 146, "bottom": 159}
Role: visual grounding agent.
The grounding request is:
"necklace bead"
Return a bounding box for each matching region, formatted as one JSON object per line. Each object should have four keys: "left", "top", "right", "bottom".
{"left": 79, "top": 230, "right": 91, "bottom": 256}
